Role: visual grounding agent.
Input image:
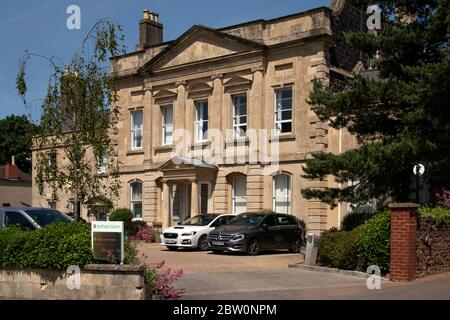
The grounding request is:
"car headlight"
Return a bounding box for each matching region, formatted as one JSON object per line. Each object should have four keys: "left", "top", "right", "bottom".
{"left": 231, "top": 234, "right": 244, "bottom": 241}
{"left": 182, "top": 231, "right": 197, "bottom": 236}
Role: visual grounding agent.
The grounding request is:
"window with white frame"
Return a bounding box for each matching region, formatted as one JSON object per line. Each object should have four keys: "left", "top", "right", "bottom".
{"left": 232, "top": 95, "right": 247, "bottom": 138}
{"left": 98, "top": 153, "right": 108, "bottom": 174}
{"left": 195, "top": 101, "right": 208, "bottom": 142}
{"left": 130, "top": 181, "right": 143, "bottom": 219}
{"left": 161, "top": 105, "right": 173, "bottom": 145}
{"left": 274, "top": 87, "right": 293, "bottom": 134}
{"left": 130, "top": 110, "right": 143, "bottom": 149}
{"left": 232, "top": 176, "right": 247, "bottom": 215}
{"left": 273, "top": 174, "right": 291, "bottom": 214}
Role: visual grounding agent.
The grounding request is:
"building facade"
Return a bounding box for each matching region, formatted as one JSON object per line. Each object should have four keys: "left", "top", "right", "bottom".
{"left": 1, "top": 157, "right": 32, "bottom": 207}
{"left": 32, "top": 2, "right": 365, "bottom": 233}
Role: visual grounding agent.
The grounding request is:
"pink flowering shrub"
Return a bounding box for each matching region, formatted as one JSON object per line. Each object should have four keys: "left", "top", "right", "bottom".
{"left": 106, "top": 249, "right": 116, "bottom": 264}
{"left": 130, "top": 225, "right": 152, "bottom": 241}
{"left": 141, "top": 253, "right": 183, "bottom": 299}
{"left": 436, "top": 188, "right": 450, "bottom": 208}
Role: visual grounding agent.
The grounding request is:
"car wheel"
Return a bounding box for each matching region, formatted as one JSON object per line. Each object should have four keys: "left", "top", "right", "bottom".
{"left": 247, "top": 239, "right": 260, "bottom": 256}
{"left": 289, "top": 238, "right": 301, "bottom": 253}
{"left": 197, "top": 235, "right": 209, "bottom": 251}
{"left": 167, "top": 246, "right": 178, "bottom": 251}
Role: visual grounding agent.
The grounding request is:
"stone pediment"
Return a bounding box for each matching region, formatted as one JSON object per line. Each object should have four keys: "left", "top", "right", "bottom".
{"left": 159, "top": 156, "right": 218, "bottom": 171}
{"left": 186, "top": 82, "right": 213, "bottom": 98}
{"left": 153, "top": 88, "right": 177, "bottom": 102}
{"left": 139, "top": 26, "right": 265, "bottom": 73}
{"left": 223, "top": 76, "right": 253, "bottom": 91}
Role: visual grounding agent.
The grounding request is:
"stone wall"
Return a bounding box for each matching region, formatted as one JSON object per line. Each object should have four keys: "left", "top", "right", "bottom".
{"left": 0, "top": 264, "right": 148, "bottom": 300}
{"left": 416, "top": 216, "right": 450, "bottom": 278}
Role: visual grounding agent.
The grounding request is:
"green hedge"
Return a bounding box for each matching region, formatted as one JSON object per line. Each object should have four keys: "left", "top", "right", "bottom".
{"left": 109, "top": 208, "right": 134, "bottom": 222}
{"left": 0, "top": 222, "right": 94, "bottom": 269}
{"left": 341, "top": 205, "right": 375, "bottom": 231}
{"left": 355, "top": 210, "right": 391, "bottom": 273}
{"left": 418, "top": 206, "right": 450, "bottom": 226}
{"left": 317, "top": 210, "right": 391, "bottom": 274}
{"left": 317, "top": 228, "right": 362, "bottom": 270}
{"left": 0, "top": 221, "right": 139, "bottom": 269}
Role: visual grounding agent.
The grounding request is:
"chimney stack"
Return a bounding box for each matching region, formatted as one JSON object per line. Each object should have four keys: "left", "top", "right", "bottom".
{"left": 5, "top": 156, "right": 18, "bottom": 180}
{"left": 137, "top": 9, "right": 163, "bottom": 50}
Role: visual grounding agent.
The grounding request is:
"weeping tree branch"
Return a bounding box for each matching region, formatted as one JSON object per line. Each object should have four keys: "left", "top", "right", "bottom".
{"left": 16, "top": 18, "right": 126, "bottom": 218}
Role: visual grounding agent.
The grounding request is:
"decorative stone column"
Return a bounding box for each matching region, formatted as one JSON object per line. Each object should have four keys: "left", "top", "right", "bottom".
{"left": 162, "top": 182, "right": 171, "bottom": 229}
{"left": 191, "top": 180, "right": 199, "bottom": 217}
{"left": 143, "top": 80, "right": 153, "bottom": 161}
{"left": 389, "top": 203, "right": 419, "bottom": 282}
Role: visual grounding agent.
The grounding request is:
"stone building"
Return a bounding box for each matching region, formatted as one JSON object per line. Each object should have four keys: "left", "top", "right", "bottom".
{"left": 1, "top": 157, "right": 32, "bottom": 207}
{"left": 32, "top": 2, "right": 365, "bottom": 233}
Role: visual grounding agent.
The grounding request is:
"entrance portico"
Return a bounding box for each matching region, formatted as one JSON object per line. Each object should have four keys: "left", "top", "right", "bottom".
{"left": 159, "top": 157, "right": 218, "bottom": 228}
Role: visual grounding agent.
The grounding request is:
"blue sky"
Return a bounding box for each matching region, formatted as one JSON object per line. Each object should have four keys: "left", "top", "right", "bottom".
{"left": 0, "top": 0, "right": 330, "bottom": 120}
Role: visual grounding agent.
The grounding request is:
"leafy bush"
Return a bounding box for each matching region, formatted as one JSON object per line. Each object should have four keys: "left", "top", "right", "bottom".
{"left": 354, "top": 210, "right": 391, "bottom": 273}
{"left": 140, "top": 253, "right": 183, "bottom": 300}
{"left": 317, "top": 227, "right": 363, "bottom": 270}
{"left": 125, "top": 220, "right": 155, "bottom": 242}
{"left": 318, "top": 210, "right": 391, "bottom": 274}
{"left": 435, "top": 188, "right": 450, "bottom": 208}
{"left": 418, "top": 206, "right": 450, "bottom": 226}
{"left": 342, "top": 205, "right": 375, "bottom": 231}
{"left": 0, "top": 222, "right": 95, "bottom": 269}
{"left": 124, "top": 240, "right": 138, "bottom": 265}
{"left": 109, "top": 208, "right": 134, "bottom": 222}
{"left": 130, "top": 225, "right": 152, "bottom": 241}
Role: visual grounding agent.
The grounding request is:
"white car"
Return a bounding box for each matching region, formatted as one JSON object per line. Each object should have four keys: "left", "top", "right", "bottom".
{"left": 160, "top": 214, "right": 235, "bottom": 251}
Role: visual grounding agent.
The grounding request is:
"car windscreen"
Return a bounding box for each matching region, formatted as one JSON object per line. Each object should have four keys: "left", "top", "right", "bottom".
{"left": 228, "top": 214, "right": 265, "bottom": 226}
{"left": 180, "top": 215, "right": 217, "bottom": 226}
{"left": 24, "top": 209, "right": 73, "bottom": 227}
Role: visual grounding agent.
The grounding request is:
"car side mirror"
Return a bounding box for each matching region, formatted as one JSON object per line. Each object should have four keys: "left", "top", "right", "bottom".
{"left": 262, "top": 223, "right": 269, "bottom": 230}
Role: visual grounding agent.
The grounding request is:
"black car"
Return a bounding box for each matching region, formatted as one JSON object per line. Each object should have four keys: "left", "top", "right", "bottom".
{"left": 207, "top": 212, "right": 305, "bottom": 255}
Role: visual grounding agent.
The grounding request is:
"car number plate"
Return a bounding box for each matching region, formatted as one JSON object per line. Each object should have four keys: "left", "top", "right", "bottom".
{"left": 165, "top": 240, "right": 176, "bottom": 244}
{"left": 212, "top": 241, "right": 224, "bottom": 246}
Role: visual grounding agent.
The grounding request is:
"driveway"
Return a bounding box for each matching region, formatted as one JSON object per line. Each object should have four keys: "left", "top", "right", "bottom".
{"left": 136, "top": 243, "right": 384, "bottom": 299}
{"left": 136, "top": 243, "right": 450, "bottom": 300}
{"left": 136, "top": 242, "right": 303, "bottom": 273}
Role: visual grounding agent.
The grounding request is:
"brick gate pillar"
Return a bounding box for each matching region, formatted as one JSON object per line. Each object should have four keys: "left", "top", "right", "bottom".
{"left": 388, "top": 203, "right": 419, "bottom": 281}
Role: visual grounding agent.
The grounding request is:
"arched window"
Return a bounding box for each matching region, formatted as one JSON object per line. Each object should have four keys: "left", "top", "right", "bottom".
{"left": 273, "top": 174, "right": 291, "bottom": 214}
{"left": 130, "top": 181, "right": 143, "bottom": 219}
{"left": 232, "top": 175, "right": 247, "bottom": 215}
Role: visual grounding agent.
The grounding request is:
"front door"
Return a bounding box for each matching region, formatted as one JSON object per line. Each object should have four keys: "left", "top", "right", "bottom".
{"left": 170, "top": 183, "right": 191, "bottom": 225}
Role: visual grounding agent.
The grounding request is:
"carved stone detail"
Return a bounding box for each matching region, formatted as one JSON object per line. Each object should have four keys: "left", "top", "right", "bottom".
{"left": 251, "top": 65, "right": 266, "bottom": 73}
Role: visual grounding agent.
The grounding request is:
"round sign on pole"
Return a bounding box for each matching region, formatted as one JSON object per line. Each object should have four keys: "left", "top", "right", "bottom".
{"left": 413, "top": 163, "right": 425, "bottom": 176}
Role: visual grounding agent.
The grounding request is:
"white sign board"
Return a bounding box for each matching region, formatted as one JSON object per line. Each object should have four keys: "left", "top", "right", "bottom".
{"left": 91, "top": 221, "right": 124, "bottom": 264}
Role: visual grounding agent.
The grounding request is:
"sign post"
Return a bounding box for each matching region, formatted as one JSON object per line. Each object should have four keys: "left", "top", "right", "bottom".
{"left": 304, "top": 232, "right": 318, "bottom": 265}
{"left": 91, "top": 221, "right": 124, "bottom": 264}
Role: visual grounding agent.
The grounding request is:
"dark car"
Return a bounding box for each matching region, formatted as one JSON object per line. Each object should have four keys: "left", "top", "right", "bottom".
{"left": 0, "top": 207, "right": 74, "bottom": 231}
{"left": 207, "top": 212, "right": 305, "bottom": 255}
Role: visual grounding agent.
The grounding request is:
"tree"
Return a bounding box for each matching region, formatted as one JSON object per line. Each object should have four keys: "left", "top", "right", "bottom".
{"left": 301, "top": 0, "right": 450, "bottom": 207}
{"left": 16, "top": 19, "right": 126, "bottom": 217}
{"left": 0, "top": 115, "right": 37, "bottom": 173}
